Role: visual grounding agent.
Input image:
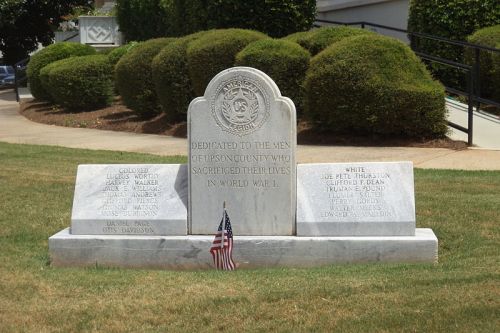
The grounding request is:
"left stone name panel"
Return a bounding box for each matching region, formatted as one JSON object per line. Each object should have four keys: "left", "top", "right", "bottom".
{"left": 71, "top": 164, "right": 188, "bottom": 235}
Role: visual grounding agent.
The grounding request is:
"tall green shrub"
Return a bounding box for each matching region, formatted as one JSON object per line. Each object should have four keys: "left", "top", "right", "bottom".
{"left": 168, "top": 0, "right": 209, "bottom": 36}
{"left": 187, "top": 29, "right": 268, "bottom": 95}
{"left": 115, "top": 0, "right": 315, "bottom": 41}
{"left": 304, "top": 35, "right": 447, "bottom": 138}
{"left": 152, "top": 31, "right": 209, "bottom": 121}
{"left": 40, "top": 55, "right": 114, "bottom": 111}
{"left": 206, "top": 0, "right": 316, "bottom": 38}
{"left": 235, "top": 39, "right": 310, "bottom": 114}
{"left": 408, "top": 0, "right": 500, "bottom": 89}
{"left": 116, "top": 0, "right": 174, "bottom": 41}
{"left": 466, "top": 25, "right": 500, "bottom": 101}
{"left": 283, "top": 26, "right": 374, "bottom": 56}
{"left": 27, "top": 42, "right": 96, "bottom": 101}
{"left": 115, "top": 38, "right": 175, "bottom": 116}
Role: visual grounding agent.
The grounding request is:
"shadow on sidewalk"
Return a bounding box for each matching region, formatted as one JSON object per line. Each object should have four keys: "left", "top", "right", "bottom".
{"left": 0, "top": 88, "right": 17, "bottom": 102}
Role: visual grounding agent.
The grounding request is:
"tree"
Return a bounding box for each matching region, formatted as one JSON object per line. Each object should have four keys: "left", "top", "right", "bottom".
{"left": 0, "top": 0, "right": 92, "bottom": 65}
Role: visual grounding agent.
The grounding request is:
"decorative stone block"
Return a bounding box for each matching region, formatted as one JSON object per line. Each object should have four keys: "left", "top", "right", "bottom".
{"left": 297, "top": 162, "right": 415, "bottom": 236}
{"left": 79, "top": 16, "right": 122, "bottom": 45}
{"left": 71, "top": 164, "right": 187, "bottom": 236}
{"left": 188, "top": 67, "right": 296, "bottom": 235}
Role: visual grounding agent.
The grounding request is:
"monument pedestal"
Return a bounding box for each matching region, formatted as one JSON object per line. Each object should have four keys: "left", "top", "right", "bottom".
{"left": 49, "top": 228, "right": 437, "bottom": 269}
{"left": 48, "top": 68, "right": 439, "bottom": 270}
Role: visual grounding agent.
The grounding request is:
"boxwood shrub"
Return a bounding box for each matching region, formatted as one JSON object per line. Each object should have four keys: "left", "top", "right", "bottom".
{"left": 466, "top": 25, "right": 500, "bottom": 100}
{"left": 40, "top": 55, "right": 114, "bottom": 111}
{"left": 115, "top": 38, "right": 175, "bottom": 116}
{"left": 283, "top": 26, "right": 374, "bottom": 56}
{"left": 187, "top": 29, "right": 268, "bottom": 95}
{"left": 152, "top": 31, "right": 209, "bottom": 121}
{"left": 304, "top": 35, "right": 447, "bottom": 138}
{"left": 27, "top": 42, "right": 96, "bottom": 101}
{"left": 235, "top": 39, "right": 310, "bottom": 115}
{"left": 108, "top": 42, "right": 139, "bottom": 65}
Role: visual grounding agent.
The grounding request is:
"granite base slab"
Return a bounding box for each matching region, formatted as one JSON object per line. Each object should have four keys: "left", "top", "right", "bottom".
{"left": 49, "top": 228, "right": 438, "bottom": 269}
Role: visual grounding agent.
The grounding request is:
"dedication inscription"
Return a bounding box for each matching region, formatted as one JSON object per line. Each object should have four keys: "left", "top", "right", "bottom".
{"left": 71, "top": 164, "right": 187, "bottom": 235}
{"left": 297, "top": 162, "right": 416, "bottom": 236}
{"left": 189, "top": 67, "right": 296, "bottom": 235}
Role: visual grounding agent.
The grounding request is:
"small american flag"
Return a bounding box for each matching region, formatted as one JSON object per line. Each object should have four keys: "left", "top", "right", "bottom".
{"left": 210, "top": 208, "right": 235, "bottom": 270}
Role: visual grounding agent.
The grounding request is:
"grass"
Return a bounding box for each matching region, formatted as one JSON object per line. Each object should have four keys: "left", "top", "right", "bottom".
{"left": 0, "top": 142, "right": 499, "bottom": 332}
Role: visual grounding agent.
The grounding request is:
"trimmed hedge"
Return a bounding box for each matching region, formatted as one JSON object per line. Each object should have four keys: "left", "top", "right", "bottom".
{"left": 40, "top": 55, "right": 114, "bottom": 111}
{"left": 304, "top": 35, "right": 447, "bottom": 137}
{"left": 235, "top": 39, "right": 310, "bottom": 114}
{"left": 152, "top": 31, "right": 209, "bottom": 121}
{"left": 466, "top": 25, "right": 500, "bottom": 100}
{"left": 115, "top": 38, "right": 175, "bottom": 116}
{"left": 27, "top": 42, "right": 96, "bottom": 101}
{"left": 108, "top": 42, "right": 139, "bottom": 65}
{"left": 408, "top": 0, "right": 500, "bottom": 88}
{"left": 187, "top": 29, "right": 268, "bottom": 95}
{"left": 283, "top": 26, "right": 374, "bottom": 56}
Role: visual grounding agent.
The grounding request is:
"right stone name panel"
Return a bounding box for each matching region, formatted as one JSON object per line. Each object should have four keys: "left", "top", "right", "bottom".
{"left": 297, "top": 162, "right": 416, "bottom": 236}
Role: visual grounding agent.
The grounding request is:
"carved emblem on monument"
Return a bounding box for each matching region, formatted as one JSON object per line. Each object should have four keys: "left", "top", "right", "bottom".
{"left": 212, "top": 75, "right": 270, "bottom": 136}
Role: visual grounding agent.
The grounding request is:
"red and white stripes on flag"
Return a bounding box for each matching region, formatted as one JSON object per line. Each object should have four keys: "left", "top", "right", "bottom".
{"left": 210, "top": 210, "right": 235, "bottom": 270}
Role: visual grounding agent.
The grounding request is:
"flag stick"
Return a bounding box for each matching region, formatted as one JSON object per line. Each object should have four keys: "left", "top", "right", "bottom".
{"left": 221, "top": 201, "right": 226, "bottom": 249}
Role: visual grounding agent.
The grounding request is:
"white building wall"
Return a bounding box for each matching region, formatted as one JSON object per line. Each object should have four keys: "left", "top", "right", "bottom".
{"left": 316, "top": 0, "right": 410, "bottom": 43}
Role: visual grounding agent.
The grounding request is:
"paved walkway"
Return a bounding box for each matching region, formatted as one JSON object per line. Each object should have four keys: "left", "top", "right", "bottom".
{"left": 1, "top": 89, "right": 499, "bottom": 170}
{"left": 446, "top": 99, "right": 500, "bottom": 149}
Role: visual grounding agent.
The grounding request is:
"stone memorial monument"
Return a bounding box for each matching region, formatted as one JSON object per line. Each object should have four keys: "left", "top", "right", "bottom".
{"left": 48, "top": 67, "right": 438, "bottom": 269}
{"left": 188, "top": 67, "right": 296, "bottom": 235}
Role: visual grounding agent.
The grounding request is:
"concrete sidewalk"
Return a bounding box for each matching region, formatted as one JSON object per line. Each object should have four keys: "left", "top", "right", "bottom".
{"left": 1, "top": 89, "right": 499, "bottom": 170}
{"left": 446, "top": 99, "right": 500, "bottom": 150}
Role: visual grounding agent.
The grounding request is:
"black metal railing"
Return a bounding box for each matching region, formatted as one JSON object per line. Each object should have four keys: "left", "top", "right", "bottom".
{"left": 14, "top": 57, "right": 29, "bottom": 102}
{"left": 14, "top": 32, "right": 79, "bottom": 102}
{"left": 314, "top": 19, "right": 500, "bottom": 146}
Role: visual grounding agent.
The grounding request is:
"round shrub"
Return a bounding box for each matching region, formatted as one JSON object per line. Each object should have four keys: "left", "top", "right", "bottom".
{"left": 283, "top": 26, "right": 374, "bottom": 56}
{"left": 152, "top": 31, "right": 209, "bottom": 121}
{"left": 304, "top": 35, "right": 447, "bottom": 138}
{"left": 187, "top": 29, "right": 268, "bottom": 95}
{"left": 235, "top": 39, "right": 310, "bottom": 114}
{"left": 115, "top": 38, "right": 175, "bottom": 116}
{"left": 282, "top": 31, "right": 310, "bottom": 46}
{"left": 108, "top": 42, "right": 139, "bottom": 65}
{"left": 27, "top": 42, "right": 96, "bottom": 101}
{"left": 40, "top": 55, "right": 114, "bottom": 111}
{"left": 466, "top": 25, "right": 500, "bottom": 100}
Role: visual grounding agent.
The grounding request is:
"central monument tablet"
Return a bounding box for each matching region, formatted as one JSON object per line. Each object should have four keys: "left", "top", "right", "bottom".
{"left": 188, "top": 67, "right": 296, "bottom": 235}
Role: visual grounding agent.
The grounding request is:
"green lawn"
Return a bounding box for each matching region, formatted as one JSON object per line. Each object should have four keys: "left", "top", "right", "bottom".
{"left": 0, "top": 142, "right": 498, "bottom": 332}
